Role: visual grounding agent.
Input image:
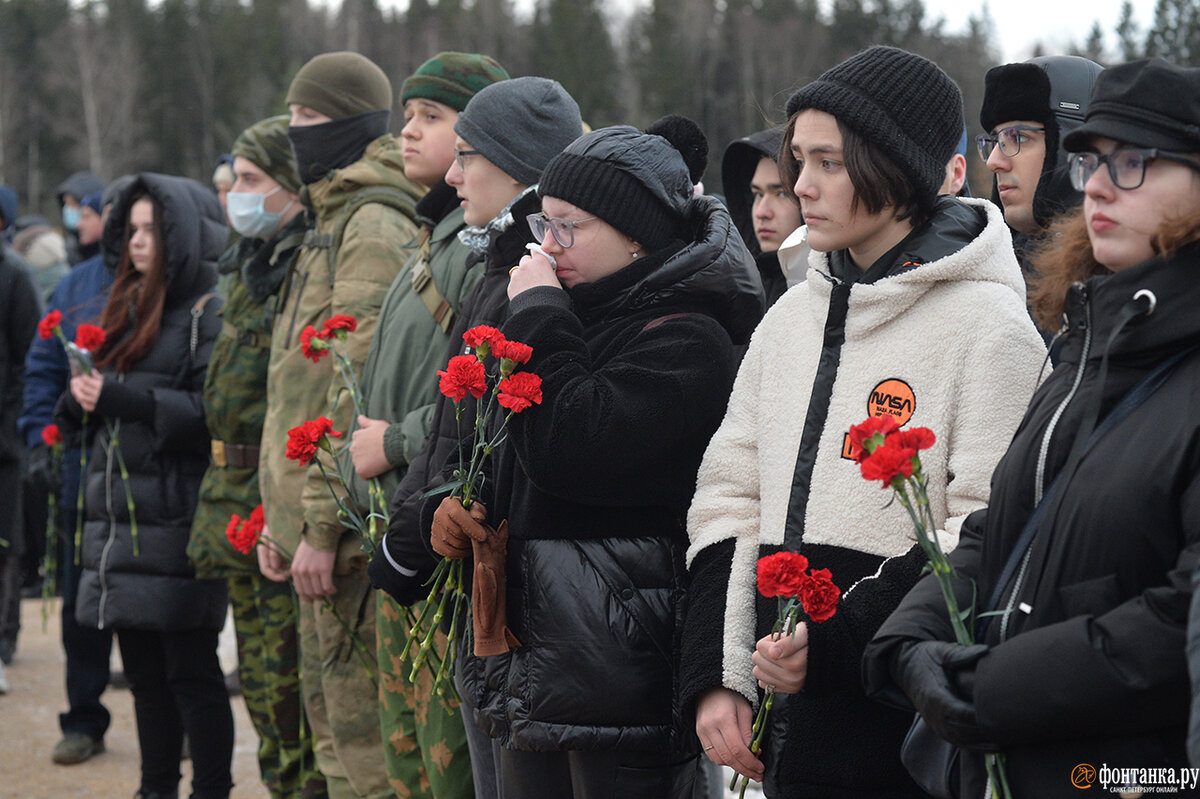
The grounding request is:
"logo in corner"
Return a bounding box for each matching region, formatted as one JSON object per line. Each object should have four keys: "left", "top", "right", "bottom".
{"left": 1072, "top": 763, "right": 1097, "bottom": 789}
{"left": 867, "top": 378, "right": 915, "bottom": 426}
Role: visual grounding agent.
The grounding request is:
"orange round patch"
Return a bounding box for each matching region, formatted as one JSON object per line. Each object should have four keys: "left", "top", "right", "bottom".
{"left": 867, "top": 378, "right": 915, "bottom": 426}
{"left": 1071, "top": 763, "right": 1096, "bottom": 789}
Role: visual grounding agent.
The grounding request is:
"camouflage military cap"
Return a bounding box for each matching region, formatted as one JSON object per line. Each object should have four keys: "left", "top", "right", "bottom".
{"left": 232, "top": 115, "right": 302, "bottom": 195}
{"left": 400, "top": 52, "right": 510, "bottom": 112}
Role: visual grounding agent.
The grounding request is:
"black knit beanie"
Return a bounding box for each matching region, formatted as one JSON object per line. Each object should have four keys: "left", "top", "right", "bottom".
{"left": 539, "top": 115, "right": 707, "bottom": 252}
{"left": 785, "top": 46, "right": 963, "bottom": 213}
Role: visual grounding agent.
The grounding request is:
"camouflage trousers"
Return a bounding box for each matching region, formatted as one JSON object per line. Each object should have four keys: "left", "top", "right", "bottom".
{"left": 299, "top": 568, "right": 391, "bottom": 799}
{"left": 378, "top": 595, "right": 474, "bottom": 798}
{"left": 228, "top": 573, "right": 327, "bottom": 799}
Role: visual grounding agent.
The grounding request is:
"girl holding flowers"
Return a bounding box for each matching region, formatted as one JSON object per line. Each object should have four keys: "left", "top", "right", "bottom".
{"left": 57, "top": 174, "right": 232, "bottom": 799}
{"left": 424, "top": 115, "right": 762, "bottom": 797}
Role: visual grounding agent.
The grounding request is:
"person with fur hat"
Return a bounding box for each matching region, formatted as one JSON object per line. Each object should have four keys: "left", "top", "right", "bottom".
{"left": 188, "top": 115, "right": 322, "bottom": 799}
{"left": 419, "top": 113, "right": 762, "bottom": 798}
{"left": 366, "top": 74, "right": 582, "bottom": 799}
{"left": 257, "top": 51, "right": 423, "bottom": 799}
{"left": 867, "top": 57, "right": 1200, "bottom": 798}
{"left": 345, "top": 52, "right": 508, "bottom": 799}
{"left": 683, "top": 46, "right": 1047, "bottom": 798}
{"left": 978, "top": 56, "right": 1104, "bottom": 260}
{"left": 59, "top": 173, "right": 232, "bottom": 799}
{"left": 722, "top": 126, "right": 804, "bottom": 307}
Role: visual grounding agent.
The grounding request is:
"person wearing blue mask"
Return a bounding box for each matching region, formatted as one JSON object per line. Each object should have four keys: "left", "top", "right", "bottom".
{"left": 55, "top": 172, "right": 105, "bottom": 265}
{"left": 189, "top": 115, "right": 318, "bottom": 798}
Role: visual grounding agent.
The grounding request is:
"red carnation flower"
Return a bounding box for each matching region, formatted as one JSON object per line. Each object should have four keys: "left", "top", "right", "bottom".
{"left": 438, "top": 355, "right": 487, "bottom": 402}
{"left": 300, "top": 325, "right": 330, "bottom": 363}
{"left": 496, "top": 371, "right": 543, "bottom": 413}
{"left": 321, "top": 315, "right": 357, "bottom": 339}
{"left": 41, "top": 424, "right": 63, "bottom": 447}
{"left": 493, "top": 338, "right": 533, "bottom": 365}
{"left": 756, "top": 551, "right": 809, "bottom": 598}
{"left": 894, "top": 427, "right": 936, "bottom": 452}
{"left": 799, "top": 567, "right": 841, "bottom": 623}
{"left": 463, "top": 325, "right": 505, "bottom": 355}
{"left": 225, "top": 512, "right": 261, "bottom": 555}
{"left": 860, "top": 440, "right": 917, "bottom": 489}
{"left": 74, "top": 324, "right": 107, "bottom": 352}
{"left": 847, "top": 415, "right": 900, "bottom": 463}
{"left": 38, "top": 310, "right": 63, "bottom": 340}
{"left": 285, "top": 416, "right": 342, "bottom": 464}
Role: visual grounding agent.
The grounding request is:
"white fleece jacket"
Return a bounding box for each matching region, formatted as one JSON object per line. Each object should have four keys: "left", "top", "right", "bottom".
{"left": 686, "top": 198, "right": 1048, "bottom": 702}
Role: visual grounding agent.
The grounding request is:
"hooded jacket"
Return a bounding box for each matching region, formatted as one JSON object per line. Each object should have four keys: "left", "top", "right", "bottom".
{"left": 866, "top": 243, "right": 1200, "bottom": 799}
{"left": 721, "top": 127, "right": 792, "bottom": 307}
{"left": 62, "top": 173, "right": 227, "bottom": 632}
{"left": 56, "top": 172, "right": 106, "bottom": 264}
{"left": 429, "top": 195, "right": 762, "bottom": 753}
{"left": 681, "top": 197, "right": 1047, "bottom": 797}
{"left": 259, "top": 135, "right": 423, "bottom": 568}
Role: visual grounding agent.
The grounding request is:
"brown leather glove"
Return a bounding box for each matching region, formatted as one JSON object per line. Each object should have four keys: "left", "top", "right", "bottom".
{"left": 431, "top": 497, "right": 489, "bottom": 559}
{"left": 472, "top": 520, "right": 521, "bottom": 657}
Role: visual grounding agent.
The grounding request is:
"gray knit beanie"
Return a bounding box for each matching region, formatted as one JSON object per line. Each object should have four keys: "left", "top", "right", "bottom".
{"left": 786, "top": 46, "right": 963, "bottom": 212}
{"left": 454, "top": 77, "right": 583, "bottom": 186}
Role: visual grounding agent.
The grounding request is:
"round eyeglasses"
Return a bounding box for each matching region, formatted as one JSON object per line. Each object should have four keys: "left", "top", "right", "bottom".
{"left": 1068, "top": 147, "right": 1200, "bottom": 191}
{"left": 976, "top": 125, "right": 1045, "bottom": 162}
{"left": 527, "top": 212, "right": 598, "bottom": 249}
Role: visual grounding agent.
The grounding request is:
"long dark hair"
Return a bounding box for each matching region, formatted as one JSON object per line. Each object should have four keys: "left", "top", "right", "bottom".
{"left": 95, "top": 191, "right": 167, "bottom": 373}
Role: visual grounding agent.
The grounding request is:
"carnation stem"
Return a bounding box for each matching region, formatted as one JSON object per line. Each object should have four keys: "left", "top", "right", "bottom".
{"left": 105, "top": 419, "right": 138, "bottom": 557}
{"left": 75, "top": 411, "right": 88, "bottom": 566}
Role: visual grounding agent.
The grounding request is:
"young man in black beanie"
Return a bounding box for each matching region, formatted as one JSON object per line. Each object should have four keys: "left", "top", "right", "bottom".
{"left": 979, "top": 56, "right": 1104, "bottom": 261}
{"left": 683, "top": 45, "right": 1047, "bottom": 798}
{"left": 258, "top": 51, "right": 423, "bottom": 799}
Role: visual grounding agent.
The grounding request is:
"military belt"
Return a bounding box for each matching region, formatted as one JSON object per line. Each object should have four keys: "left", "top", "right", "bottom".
{"left": 211, "top": 440, "right": 261, "bottom": 469}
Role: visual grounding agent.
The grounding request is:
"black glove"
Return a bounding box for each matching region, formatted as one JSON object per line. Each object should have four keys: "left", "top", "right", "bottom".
{"left": 892, "top": 640, "right": 998, "bottom": 750}
{"left": 24, "top": 444, "right": 60, "bottom": 494}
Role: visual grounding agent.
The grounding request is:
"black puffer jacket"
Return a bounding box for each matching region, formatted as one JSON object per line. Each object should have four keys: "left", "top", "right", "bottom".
{"left": 422, "top": 196, "right": 762, "bottom": 753}
{"left": 63, "top": 173, "right": 228, "bottom": 632}
{"left": 866, "top": 245, "right": 1200, "bottom": 799}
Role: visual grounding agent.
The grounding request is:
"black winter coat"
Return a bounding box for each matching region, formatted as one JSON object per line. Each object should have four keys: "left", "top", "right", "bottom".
{"left": 419, "top": 196, "right": 763, "bottom": 753}
{"left": 62, "top": 173, "right": 228, "bottom": 632}
{"left": 865, "top": 245, "right": 1200, "bottom": 799}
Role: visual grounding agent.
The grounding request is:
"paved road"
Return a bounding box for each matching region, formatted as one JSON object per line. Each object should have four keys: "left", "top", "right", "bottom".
{"left": 0, "top": 597, "right": 268, "bottom": 799}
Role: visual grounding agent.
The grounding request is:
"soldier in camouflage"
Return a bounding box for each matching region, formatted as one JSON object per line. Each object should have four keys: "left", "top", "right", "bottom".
{"left": 259, "top": 52, "right": 424, "bottom": 799}
{"left": 346, "top": 52, "right": 508, "bottom": 799}
{"left": 188, "top": 115, "right": 324, "bottom": 799}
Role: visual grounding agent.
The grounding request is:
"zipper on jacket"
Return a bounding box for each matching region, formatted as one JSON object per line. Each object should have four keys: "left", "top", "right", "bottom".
{"left": 998, "top": 286, "right": 1092, "bottom": 642}
{"left": 96, "top": 415, "right": 121, "bottom": 630}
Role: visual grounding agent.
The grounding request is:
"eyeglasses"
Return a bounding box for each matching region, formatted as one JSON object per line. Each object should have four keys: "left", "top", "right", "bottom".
{"left": 1068, "top": 147, "right": 1200, "bottom": 191}
{"left": 454, "top": 149, "right": 481, "bottom": 171}
{"left": 527, "top": 212, "right": 598, "bottom": 249}
{"left": 976, "top": 125, "right": 1045, "bottom": 161}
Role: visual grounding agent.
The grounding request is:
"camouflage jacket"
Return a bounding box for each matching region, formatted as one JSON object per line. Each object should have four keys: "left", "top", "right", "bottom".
{"left": 259, "top": 135, "right": 424, "bottom": 571}
{"left": 189, "top": 215, "right": 306, "bottom": 578}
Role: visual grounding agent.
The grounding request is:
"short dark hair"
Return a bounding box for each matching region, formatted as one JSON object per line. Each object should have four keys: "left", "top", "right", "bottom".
{"left": 778, "top": 113, "right": 927, "bottom": 230}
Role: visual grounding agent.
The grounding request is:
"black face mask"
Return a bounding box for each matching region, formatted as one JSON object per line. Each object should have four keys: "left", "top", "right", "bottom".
{"left": 288, "top": 109, "right": 391, "bottom": 184}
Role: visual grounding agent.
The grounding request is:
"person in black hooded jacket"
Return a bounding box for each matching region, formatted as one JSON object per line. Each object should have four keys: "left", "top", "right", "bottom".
{"left": 421, "top": 115, "right": 763, "bottom": 798}
{"left": 866, "top": 58, "right": 1200, "bottom": 799}
{"left": 721, "top": 126, "right": 803, "bottom": 307}
{"left": 57, "top": 173, "right": 232, "bottom": 799}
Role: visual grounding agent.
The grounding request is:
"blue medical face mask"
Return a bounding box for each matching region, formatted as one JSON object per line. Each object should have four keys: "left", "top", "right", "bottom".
{"left": 62, "top": 205, "right": 81, "bottom": 231}
{"left": 226, "top": 186, "right": 292, "bottom": 240}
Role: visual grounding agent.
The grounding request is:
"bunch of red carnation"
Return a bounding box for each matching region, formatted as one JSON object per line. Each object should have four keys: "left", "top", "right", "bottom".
{"left": 847, "top": 415, "right": 936, "bottom": 489}
{"left": 300, "top": 314, "right": 359, "bottom": 363}
{"left": 756, "top": 551, "right": 840, "bottom": 623}
{"left": 285, "top": 416, "right": 342, "bottom": 464}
